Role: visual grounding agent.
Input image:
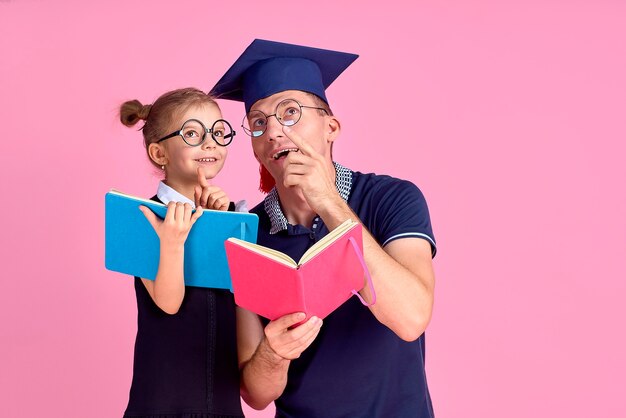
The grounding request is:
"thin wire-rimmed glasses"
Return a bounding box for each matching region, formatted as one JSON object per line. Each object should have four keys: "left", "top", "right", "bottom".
{"left": 242, "top": 99, "right": 328, "bottom": 138}
{"left": 157, "top": 119, "right": 236, "bottom": 147}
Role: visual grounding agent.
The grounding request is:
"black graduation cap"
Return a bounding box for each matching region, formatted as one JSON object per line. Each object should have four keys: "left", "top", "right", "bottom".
{"left": 210, "top": 39, "right": 359, "bottom": 112}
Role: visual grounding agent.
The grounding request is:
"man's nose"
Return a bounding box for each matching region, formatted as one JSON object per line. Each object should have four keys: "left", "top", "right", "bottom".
{"left": 265, "top": 115, "right": 284, "bottom": 141}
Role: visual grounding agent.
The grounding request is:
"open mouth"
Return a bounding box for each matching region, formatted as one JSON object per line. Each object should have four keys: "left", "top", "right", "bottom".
{"left": 272, "top": 148, "right": 299, "bottom": 160}
{"left": 195, "top": 158, "right": 217, "bottom": 162}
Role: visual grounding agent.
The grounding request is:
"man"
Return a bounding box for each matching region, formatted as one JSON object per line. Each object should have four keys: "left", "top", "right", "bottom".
{"left": 211, "top": 39, "right": 437, "bottom": 418}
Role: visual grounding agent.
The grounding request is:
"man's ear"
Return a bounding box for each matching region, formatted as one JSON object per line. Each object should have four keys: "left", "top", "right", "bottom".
{"left": 326, "top": 116, "right": 341, "bottom": 143}
{"left": 148, "top": 143, "right": 168, "bottom": 166}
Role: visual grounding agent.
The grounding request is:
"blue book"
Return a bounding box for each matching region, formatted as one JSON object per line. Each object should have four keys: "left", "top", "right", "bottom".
{"left": 105, "top": 190, "right": 258, "bottom": 290}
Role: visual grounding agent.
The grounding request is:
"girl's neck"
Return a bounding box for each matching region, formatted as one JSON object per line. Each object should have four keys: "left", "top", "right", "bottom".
{"left": 163, "top": 178, "right": 195, "bottom": 203}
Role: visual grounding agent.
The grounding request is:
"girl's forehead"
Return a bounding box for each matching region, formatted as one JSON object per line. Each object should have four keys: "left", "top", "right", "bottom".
{"left": 176, "top": 103, "right": 222, "bottom": 123}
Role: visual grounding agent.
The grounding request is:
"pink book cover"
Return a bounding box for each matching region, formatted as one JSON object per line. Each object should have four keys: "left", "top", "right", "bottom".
{"left": 225, "top": 223, "right": 367, "bottom": 320}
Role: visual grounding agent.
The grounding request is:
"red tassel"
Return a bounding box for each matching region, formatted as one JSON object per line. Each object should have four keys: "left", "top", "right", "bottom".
{"left": 259, "top": 164, "right": 275, "bottom": 194}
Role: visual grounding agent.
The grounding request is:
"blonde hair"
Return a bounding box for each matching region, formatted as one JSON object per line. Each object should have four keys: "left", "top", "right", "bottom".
{"left": 120, "top": 87, "right": 218, "bottom": 168}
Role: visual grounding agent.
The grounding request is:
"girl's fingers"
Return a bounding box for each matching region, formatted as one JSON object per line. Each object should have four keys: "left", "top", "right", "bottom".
{"left": 197, "top": 167, "right": 210, "bottom": 188}
{"left": 138, "top": 206, "right": 161, "bottom": 230}
{"left": 213, "top": 193, "right": 230, "bottom": 211}
{"left": 172, "top": 202, "right": 182, "bottom": 224}
{"left": 200, "top": 186, "right": 217, "bottom": 208}
{"left": 164, "top": 202, "right": 176, "bottom": 223}
{"left": 208, "top": 191, "right": 225, "bottom": 208}
{"left": 190, "top": 206, "right": 203, "bottom": 225}
{"left": 194, "top": 186, "right": 202, "bottom": 208}
{"left": 183, "top": 202, "right": 193, "bottom": 222}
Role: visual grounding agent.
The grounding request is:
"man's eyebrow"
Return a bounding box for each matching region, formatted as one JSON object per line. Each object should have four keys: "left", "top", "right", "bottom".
{"left": 248, "top": 107, "right": 267, "bottom": 115}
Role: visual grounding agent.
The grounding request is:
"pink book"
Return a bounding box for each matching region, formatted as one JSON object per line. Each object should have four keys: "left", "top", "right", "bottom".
{"left": 225, "top": 220, "right": 376, "bottom": 321}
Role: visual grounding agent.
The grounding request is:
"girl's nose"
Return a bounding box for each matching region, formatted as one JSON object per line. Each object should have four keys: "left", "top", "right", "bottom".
{"left": 202, "top": 134, "right": 217, "bottom": 149}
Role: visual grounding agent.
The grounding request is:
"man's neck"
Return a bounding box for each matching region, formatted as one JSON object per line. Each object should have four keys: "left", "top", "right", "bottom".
{"left": 276, "top": 188, "right": 315, "bottom": 228}
{"left": 275, "top": 164, "right": 337, "bottom": 228}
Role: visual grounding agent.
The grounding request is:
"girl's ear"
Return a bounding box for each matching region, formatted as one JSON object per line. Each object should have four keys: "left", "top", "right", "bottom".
{"left": 148, "top": 143, "right": 168, "bottom": 166}
{"left": 326, "top": 116, "right": 341, "bottom": 144}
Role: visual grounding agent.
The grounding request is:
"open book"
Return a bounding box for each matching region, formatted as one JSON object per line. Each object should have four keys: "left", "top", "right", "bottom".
{"left": 105, "top": 189, "right": 258, "bottom": 290}
{"left": 225, "top": 220, "right": 375, "bottom": 320}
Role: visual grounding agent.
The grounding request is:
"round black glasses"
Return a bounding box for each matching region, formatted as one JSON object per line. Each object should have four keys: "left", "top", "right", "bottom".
{"left": 242, "top": 99, "right": 328, "bottom": 138}
{"left": 157, "top": 119, "right": 236, "bottom": 147}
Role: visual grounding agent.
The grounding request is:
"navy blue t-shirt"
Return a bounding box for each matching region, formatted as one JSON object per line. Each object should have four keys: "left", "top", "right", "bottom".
{"left": 250, "top": 164, "right": 436, "bottom": 418}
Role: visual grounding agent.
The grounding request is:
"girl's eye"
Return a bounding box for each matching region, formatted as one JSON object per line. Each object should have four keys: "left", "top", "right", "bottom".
{"left": 213, "top": 129, "right": 224, "bottom": 137}
{"left": 184, "top": 129, "right": 200, "bottom": 138}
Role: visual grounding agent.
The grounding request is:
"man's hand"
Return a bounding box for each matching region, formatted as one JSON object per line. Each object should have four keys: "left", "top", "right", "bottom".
{"left": 262, "top": 312, "right": 323, "bottom": 361}
{"left": 280, "top": 125, "right": 340, "bottom": 214}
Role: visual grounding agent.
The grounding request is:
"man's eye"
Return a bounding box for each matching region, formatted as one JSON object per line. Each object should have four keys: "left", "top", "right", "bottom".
{"left": 252, "top": 118, "right": 267, "bottom": 127}
{"left": 285, "top": 107, "right": 299, "bottom": 116}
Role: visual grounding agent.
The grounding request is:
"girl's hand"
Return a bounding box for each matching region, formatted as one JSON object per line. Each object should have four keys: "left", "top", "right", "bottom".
{"left": 139, "top": 202, "right": 203, "bottom": 248}
{"left": 194, "top": 167, "right": 231, "bottom": 211}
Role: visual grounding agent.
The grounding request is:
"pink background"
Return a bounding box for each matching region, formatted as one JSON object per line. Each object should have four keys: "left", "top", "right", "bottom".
{"left": 1, "top": 1, "right": 625, "bottom": 417}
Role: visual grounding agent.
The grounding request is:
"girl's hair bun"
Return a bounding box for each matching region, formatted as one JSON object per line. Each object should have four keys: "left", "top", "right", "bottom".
{"left": 120, "top": 100, "right": 152, "bottom": 127}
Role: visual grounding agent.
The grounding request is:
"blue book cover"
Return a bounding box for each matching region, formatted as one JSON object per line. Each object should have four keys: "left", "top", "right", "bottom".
{"left": 105, "top": 190, "right": 258, "bottom": 290}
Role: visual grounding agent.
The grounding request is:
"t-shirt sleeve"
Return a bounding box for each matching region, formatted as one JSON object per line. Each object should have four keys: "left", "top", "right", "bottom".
{"left": 370, "top": 179, "right": 436, "bottom": 257}
{"left": 234, "top": 200, "right": 249, "bottom": 213}
{"left": 227, "top": 200, "right": 249, "bottom": 213}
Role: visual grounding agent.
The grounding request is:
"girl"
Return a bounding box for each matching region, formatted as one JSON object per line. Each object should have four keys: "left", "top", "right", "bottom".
{"left": 119, "top": 88, "right": 245, "bottom": 418}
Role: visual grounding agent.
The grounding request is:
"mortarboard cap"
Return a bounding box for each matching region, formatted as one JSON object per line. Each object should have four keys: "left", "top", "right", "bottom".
{"left": 210, "top": 39, "right": 359, "bottom": 112}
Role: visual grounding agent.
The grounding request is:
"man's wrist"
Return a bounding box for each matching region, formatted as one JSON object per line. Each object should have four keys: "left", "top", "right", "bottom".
{"left": 317, "top": 196, "right": 356, "bottom": 230}
{"left": 258, "top": 337, "right": 290, "bottom": 366}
